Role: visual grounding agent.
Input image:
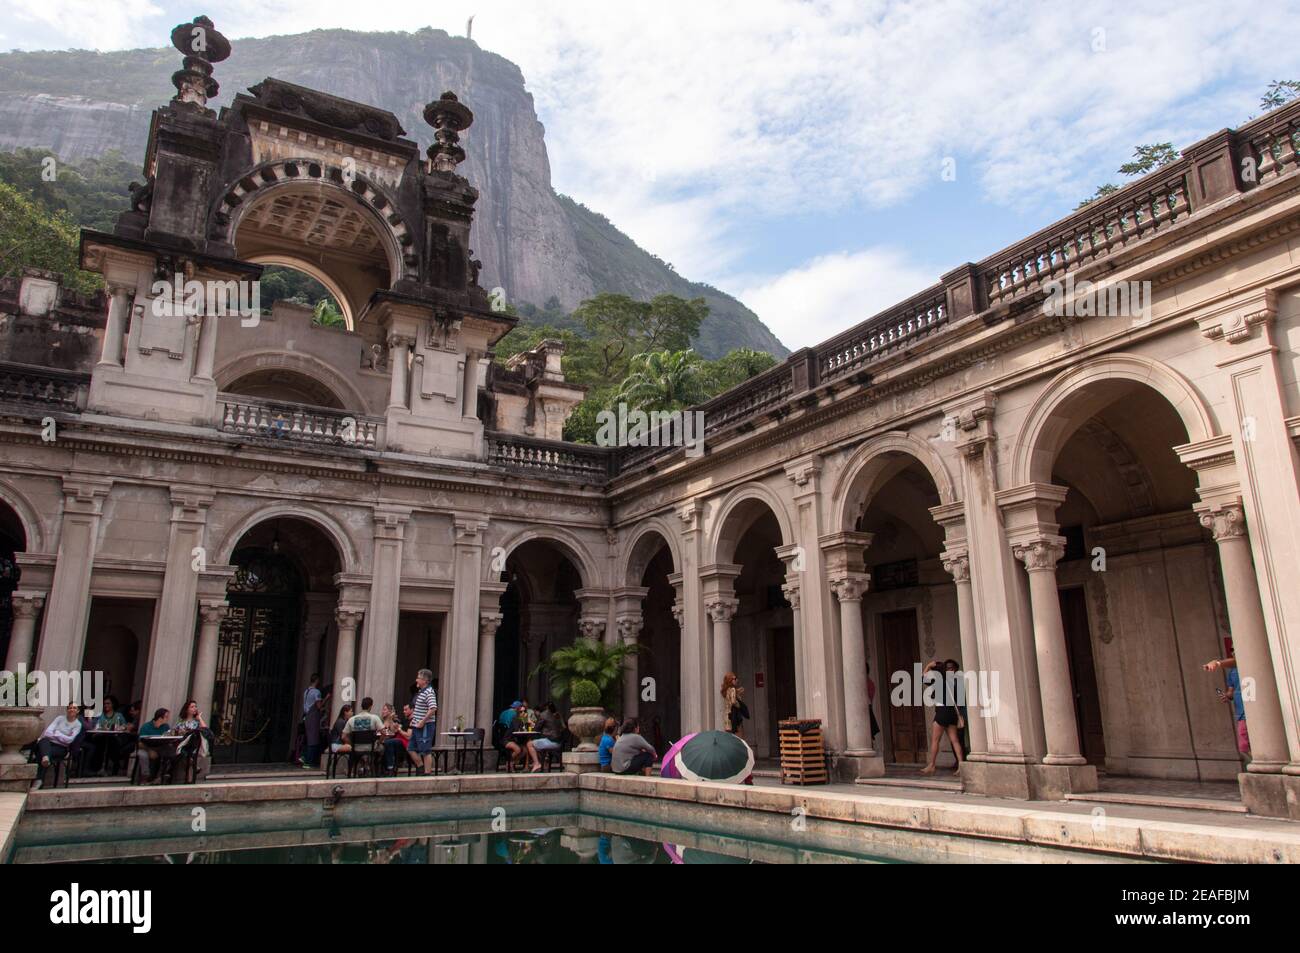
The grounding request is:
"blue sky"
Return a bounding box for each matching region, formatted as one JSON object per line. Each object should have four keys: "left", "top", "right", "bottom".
{"left": 5, "top": 1, "right": 1299, "bottom": 350}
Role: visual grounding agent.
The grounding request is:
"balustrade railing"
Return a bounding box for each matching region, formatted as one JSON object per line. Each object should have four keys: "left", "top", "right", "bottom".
{"left": 219, "top": 394, "right": 382, "bottom": 448}
{"left": 486, "top": 432, "right": 613, "bottom": 481}
{"left": 0, "top": 362, "right": 87, "bottom": 410}
{"left": 817, "top": 287, "right": 949, "bottom": 384}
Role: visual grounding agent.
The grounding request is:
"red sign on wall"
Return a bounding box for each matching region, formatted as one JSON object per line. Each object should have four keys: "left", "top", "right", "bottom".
{"left": 755, "top": 672, "right": 765, "bottom": 688}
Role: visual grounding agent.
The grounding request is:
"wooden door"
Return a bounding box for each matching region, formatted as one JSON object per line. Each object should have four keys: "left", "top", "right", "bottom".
{"left": 880, "top": 609, "right": 927, "bottom": 764}
{"left": 1059, "top": 587, "right": 1106, "bottom": 765}
{"left": 767, "top": 626, "right": 796, "bottom": 755}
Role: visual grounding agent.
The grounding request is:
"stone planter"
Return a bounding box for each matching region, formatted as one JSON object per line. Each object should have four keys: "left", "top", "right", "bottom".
{"left": 567, "top": 706, "right": 606, "bottom": 751}
{"left": 0, "top": 707, "right": 44, "bottom": 765}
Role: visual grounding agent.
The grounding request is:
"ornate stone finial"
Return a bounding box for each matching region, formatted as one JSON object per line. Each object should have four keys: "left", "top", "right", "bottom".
{"left": 169, "top": 16, "right": 231, "bottom": 113}
{"left": 423, "top": 91, "right": 475, "bottom": 172}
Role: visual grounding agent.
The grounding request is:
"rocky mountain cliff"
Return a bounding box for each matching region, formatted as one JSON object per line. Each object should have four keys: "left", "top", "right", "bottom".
{"left": 0, "top": 27, "right": 787, "bottom": 359}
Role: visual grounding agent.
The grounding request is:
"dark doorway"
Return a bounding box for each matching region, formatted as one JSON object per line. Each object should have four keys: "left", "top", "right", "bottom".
{"left": 1059, "top": 586, "right": 1106, "bottom": 765}
{"left": 881, "top": 608, "right": 927, "bottom": 764}
{"left": 212, "top": 551, "right": 303, "bottom": 764}
{"left": 766, "top": 626, "right": 796, "bottom": 754}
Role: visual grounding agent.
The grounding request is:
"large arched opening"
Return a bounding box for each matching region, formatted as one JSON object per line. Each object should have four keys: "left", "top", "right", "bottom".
{"left": 624, "top": 527, "right": 681, "bottom": 750}
{"left": 213, "top": 516, "right": 344, "bottom": 764}
{"left": 1028, "top": 378, "right": 1236, "bottom": 780}
{"left": 0, "top": 499, "right": 27, "bottom": 666}
{"left": 711, "top": 494, "right": 795, "bottom": 761}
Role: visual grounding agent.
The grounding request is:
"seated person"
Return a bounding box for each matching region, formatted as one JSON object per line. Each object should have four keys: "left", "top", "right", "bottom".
{"left": 381, "top": 703, "right": 412, "bottom": 773}
{"left": 35, "top": 703, "right": 84, "bottom": 786}
{"left": 135, "top": 708, "right": 172, "bottom": 783}
{"left": 343, "top": 697, "right": 384, "bottom": 747}
{"left": 597, "top": 717, "right": 618, "bottom": 772}
{"left": 173, "top": 700, "right": 213, "bottom": 782}
{"left": 329, "top": 704, "right": 355, "bottom": 756}
{"left": 88, "top": 695, "right": 129, "bottom": 775}
{"left": 526, "top": 702, "right": 564, "bottom": 772}
{"left": 495, "top": 700, "right": 525, "bottom": 768}
{"left": 124, "top": 700, "right": 143, "bottom": 732}
{"left": 611, "top": 718, "right": 657, "bottom": 776}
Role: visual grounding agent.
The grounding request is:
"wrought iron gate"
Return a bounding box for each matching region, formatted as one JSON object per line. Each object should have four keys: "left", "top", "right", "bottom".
{"left": 211, "top": 553, "right": 302, "bottom": 764}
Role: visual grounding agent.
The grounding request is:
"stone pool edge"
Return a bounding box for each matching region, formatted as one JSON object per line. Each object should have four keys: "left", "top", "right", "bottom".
{"left": 13, "top": 772, "right": 1300, "bottom": 864}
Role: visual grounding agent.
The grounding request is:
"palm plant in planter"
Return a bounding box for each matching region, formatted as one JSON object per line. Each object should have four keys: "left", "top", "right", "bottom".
{"left": 532, "top": 637, "right": 638, "bottom": 750}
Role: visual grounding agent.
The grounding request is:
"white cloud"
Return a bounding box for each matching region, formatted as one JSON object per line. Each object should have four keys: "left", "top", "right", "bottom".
{"left": 735, "top": 248, "right": 939, "bottom": 351}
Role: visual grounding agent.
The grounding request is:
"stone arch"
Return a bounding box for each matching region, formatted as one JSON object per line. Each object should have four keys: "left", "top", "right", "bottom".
{"left": 622, "top": 516, "right": 682, "bottom": 586}
{"left": 212, "top": 158, "right": 416, "bottom": 281}
{"left": 244, "top": 254, "right": 357, "bottom": 329}
{"left": 1013, "top": 354, "right": 1216, "bottom": 486}
{"left": 215, "top": 502, "right": 361, "bottom": 574}
{"left": 215, "top": 349, "right": 368, "bottom": 413}
{"left": 830, "top": 430, "right": 958, "bottom": 533}
{"left": 0, "top": 478, "right": 47, "bottom": 553}
{"left": 493, "top": 525, "right": 601, "bottom": 589}
{"left": 707, "top": 481, "right": 794, "bottom": 565}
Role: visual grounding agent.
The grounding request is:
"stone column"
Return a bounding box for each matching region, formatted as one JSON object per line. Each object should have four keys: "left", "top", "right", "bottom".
{"left": 940, "top": 547, "right": 988, "bottom": 757}
{"left": 332, "top": 607, "right": 365, "bottom": 706}
{"left": 4, "top": 591, "right": 46, "bottom": 672}
{"left": 192, "top": 311, "right": 220, "bottom": 382}
{"left": 476, "top": 610, "right": 503, "bottom": 730}
{"left": 462, "top": 349, "right": 481, "bottom": 418}
{"left": 617, "top": 614, "right": 644, "bottom": 718}
{"left": 829, "top": 574, "right": 876, "bottom": 758}
{"left": 35, "top": 476, "right": 112, "bottom": 693}
{"left": 776, "top": 544, "right": 807, "bottom": 710}
{"left": 675, "top": 502, "right": 707, "bottom": 734}
{"left": 360, "top": 506, "right": 409, "bottom": 705}
{"left": 439, "top": 514, "right": 486, "bottom": 735}
{"left": 1012, "top": 535, "right": 1086, "bottom": 767}
{"left": 1197, "top": 500, "right": 1289, "bottom": 772}
{"left": 785, "top": 457, "right": 836, "bottom": 738}
{"left": 705, "top": 598, "right": 738, "bottom": 730}
{"left": 140, "top": 486, "right": 214, "bottom": 720}
{"left": 97, "top": 284, "right": 132, "bottom": 367}
{"left": 190, "top": 601, "right": 229, "bottom": 717}
{"left": 387, "top": 334, "right": 413, "bottom": 411}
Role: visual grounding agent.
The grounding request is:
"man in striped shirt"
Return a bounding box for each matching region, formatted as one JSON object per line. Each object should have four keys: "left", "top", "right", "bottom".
{"left": 408, "top": 668, "right": 438, "bottom": 775}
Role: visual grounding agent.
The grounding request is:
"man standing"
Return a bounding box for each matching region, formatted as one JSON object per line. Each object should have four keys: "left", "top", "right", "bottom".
{"left": 408, "top": 669, "right": 438, "bottom": 776}
{"left": 300, "top": 673, "right": 326, "bottom": 769}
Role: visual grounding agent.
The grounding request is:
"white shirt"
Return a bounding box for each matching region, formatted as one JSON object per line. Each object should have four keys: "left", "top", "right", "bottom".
{"left": 41, "top": 715, "right": 83, "bottom": 746}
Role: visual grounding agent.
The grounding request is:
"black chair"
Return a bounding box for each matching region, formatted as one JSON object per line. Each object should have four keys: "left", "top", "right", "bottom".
{"left": 453, "top": 728, "right": 486, "bottom": 773}
{"left": 36, "top": 734, "right": 81, "bottom": 789}
{"left": 540, "top": 729, "right": 571, "bottom": 773}
{"left": 345, "top": 730, "right": 381, "bottom": 778}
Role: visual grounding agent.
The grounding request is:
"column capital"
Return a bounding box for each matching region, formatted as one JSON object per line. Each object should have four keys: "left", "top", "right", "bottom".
{"left": 829, "top": 572, "right": 870, "bottom": 603}
{"left": 577, "top": 616, "right": 607, "bottom": 640}
{"left": 706, "top": 598, "right": 739, "bottom": 623}
{"left": 677, "top": 499, "right": 704, "bottom": 533}
{"left": 998, "top": 482, "right": 1069, "bottom": 538}
{"left": 615, "top": 614, "right": 644, "bottom": 642}
{"left": 819, "top": 531, "right": 871, "bottom": 577}
{"left": 373, "top": 505, "right": 412, "bottom": 541}
{"left": 1012, "top": 535, "right": 1066, "bottom": 573}
{"left": 336, "top": 606, "right": 366, "bottom": 630}
{"left": 386, "top": 332, "right": 417, "bottom": 349}
{"left": 198, "top": 601, "right": 229, "bottom": 625}
{"left": 781, "top": 579, "right": 802, "bottom": 610}
{"left": 670, "top": 600, "right": 685, "bottom": 626}
{"left": 11, "top": 590, "right": 47, "bottom": 619}
{"left": 1196, "top": 499, "right": 1247, "bottom": 542}
{"left": 62, "top": 474, "right": 112, "bottom": 514}
{"left": 943, "top": 389, "right": 998, "bottom": 458}
{"left": 452, "top": 513, "right": 489, "bottom": 545}
{"left": 479, "top": 611, "right": 503, "bottom": 638}
{"left": 941, "top": 548, "right": 971, "bottom": 584}
{"left": 784, "top": 455, "right": 823, "bottom": 491}
{"left": 170, "top": 484, "right": 216, "bottom": 523}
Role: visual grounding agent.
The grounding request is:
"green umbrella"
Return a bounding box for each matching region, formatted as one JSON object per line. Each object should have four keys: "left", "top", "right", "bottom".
{"left": 673, "top": 730, "right": 755, "bottom": 783}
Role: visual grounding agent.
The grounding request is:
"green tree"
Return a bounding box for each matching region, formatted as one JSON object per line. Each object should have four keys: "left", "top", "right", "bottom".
{"left": 702, "top": 346, "right": 779, "bottom": 393}
{"left": 0, "top": 181, "right": 102, "bottom": 294}
{"left": 1260, "top": 80, "right": 1300, "bottom": 111}
{"left": 312, "top": 298, "right": 346, "bottom": 328}
{"left": 1078, "top": 142, "right": 1180, "bottom": 208}
{"left": 615, "top": 349, "right": 709, "bottom": 411}
{"left": 530, "top": 636, "right": 638, "bottom": 711}
{"left": 572, "top": 292, "right": 707, "bottom": 382}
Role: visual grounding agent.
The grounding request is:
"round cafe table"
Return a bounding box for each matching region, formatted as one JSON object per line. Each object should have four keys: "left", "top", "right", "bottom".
{"left": 442, "top": 730, "right": 477, "bottom": 773}
{"left": 83, "top": 729, "right": 137, "bottom": 775}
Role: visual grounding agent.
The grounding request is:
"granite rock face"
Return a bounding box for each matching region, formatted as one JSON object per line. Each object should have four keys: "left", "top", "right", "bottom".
{"left": 0, "top": 28, "right": 787, "bottom": 358}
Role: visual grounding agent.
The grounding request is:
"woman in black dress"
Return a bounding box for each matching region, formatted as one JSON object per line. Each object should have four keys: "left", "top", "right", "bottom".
{"left": 920, "top": 659, "right": 965, "bottom": 775}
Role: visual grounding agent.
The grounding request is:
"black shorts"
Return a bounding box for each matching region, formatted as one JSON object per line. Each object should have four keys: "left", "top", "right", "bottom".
{"left": 615, "top": 751, "right": 655, "bottom": 774}
{"left": 935, "top": 706, "right": 960, "bottom": 728}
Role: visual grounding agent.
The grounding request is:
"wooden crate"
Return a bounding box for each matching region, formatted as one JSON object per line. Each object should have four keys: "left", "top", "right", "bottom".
{"left": 778, "top": 717, "right": 828, "bottom": 785}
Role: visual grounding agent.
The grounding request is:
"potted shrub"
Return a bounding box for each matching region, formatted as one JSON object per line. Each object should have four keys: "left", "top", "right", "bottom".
{"left": 0, "top": 670, "right": 44, "bottom": 766}
{"left": 566, "top": 679, "right": 605, "bottom": 750}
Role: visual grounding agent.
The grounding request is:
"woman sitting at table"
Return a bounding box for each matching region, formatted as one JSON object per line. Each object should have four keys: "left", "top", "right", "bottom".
{"left": 136, "top": 708, "right": 171, "bottom": 784}
{"left": 494, "top": 700, "right": 526, "bottom": 770}
{"left": 174, "top": 700, "right": 213, "bottom": 782}
{"left": 381, "top": 703, "right": 411, "bottom": 774}
{"left": 329, "top": 704, "right": 354, "bottom": 755}
{"left": 526, "top": 702, "right": 564, "bottom": 772}
{"left": 88, "top": 695, "right": 128, "bottom": 775}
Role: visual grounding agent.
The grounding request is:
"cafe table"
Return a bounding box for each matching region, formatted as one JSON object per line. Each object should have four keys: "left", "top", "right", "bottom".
{"left": 441, "top": 730, "right": 478, "bottom": 773}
